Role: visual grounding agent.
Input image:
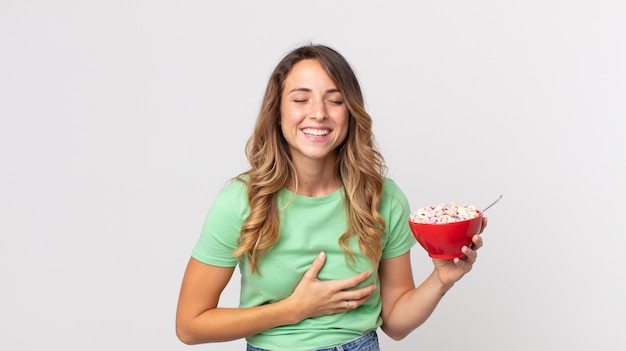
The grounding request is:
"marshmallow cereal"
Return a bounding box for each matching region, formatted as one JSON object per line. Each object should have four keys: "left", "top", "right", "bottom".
{"left": 410, "top": 202, "right": 480, "bottom": 224}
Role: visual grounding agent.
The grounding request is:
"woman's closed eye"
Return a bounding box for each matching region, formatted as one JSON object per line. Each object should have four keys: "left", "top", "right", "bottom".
{"left": 291, "top": 95, "right": 309, "bottom": 103}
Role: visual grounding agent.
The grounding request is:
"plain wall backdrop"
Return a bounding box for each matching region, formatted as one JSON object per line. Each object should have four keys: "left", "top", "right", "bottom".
{"left": 1, "top": 1, "right": 625, "bottom": 350}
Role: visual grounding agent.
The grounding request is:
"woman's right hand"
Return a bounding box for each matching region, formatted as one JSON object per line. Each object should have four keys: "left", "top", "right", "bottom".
{"left": 286, "top": 251, "right": 377, "bottom": 321}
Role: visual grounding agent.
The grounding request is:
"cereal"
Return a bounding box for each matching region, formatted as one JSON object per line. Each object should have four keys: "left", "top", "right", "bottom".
{"left": 409, "top": 202, "right": 479, "bottom": 224}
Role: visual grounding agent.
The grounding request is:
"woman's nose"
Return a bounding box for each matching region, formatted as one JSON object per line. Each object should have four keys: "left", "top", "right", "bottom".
{"left": 309, "top": 100, "right": 328, "bottom": 120}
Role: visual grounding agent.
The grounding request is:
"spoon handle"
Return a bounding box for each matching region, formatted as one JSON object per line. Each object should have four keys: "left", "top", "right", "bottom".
{"left": 481, "top": 195, "right": 502, "bottom": 213}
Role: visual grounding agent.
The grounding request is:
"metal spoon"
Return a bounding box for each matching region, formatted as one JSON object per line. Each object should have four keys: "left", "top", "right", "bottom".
{"left": 481, "top": 195, "right": 502, "bottom": 213}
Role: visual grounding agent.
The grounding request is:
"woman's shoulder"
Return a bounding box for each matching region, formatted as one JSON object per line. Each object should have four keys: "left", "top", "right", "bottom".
{"left": 203, "top": 176, "right": 251, "bottom": 222}
{"left": 382, "top": 177, "right": 405, "bottom": 195}
{"left": 380, "top": 177, "right": 413, "bottom": 216}
{"left": 221, "top": 175, "right": 248, "bottom": 191}
{"left": 213, "top": 176, "right": 249, "bottom": 205}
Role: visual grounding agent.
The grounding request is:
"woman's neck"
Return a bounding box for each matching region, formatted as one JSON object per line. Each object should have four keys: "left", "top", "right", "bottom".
{"left": 286, "top": 157, "right": 342, "bottom": 197}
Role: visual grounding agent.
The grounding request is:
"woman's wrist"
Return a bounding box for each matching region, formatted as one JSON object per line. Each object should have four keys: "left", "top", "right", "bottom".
{"left": 428, "top": 271, "right": 455, "bottom": 297}
{"left": 277, "top": 297, "right": 306, "bottom": 325}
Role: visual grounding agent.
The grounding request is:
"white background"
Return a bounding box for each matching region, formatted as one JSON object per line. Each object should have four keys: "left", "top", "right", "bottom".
{"left": 1, "top": 1, "right": 625, "bottom": 350}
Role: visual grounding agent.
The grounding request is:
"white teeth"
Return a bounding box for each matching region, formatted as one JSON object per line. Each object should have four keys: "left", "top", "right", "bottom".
{"left": 302, "top": 128, "right": 329, "bottom": 136}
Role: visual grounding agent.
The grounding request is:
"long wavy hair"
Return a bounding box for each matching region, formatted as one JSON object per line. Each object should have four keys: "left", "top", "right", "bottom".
{"left": 232, "top": 44, "right": 387, "bottom": 273}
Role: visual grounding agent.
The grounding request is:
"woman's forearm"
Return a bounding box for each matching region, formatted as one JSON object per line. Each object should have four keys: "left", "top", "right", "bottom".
{"left": 381, "top": 271, "right": 454, "bottom": 340}
{"left": 176, "top": 298, "right": 300, "bottom": 344}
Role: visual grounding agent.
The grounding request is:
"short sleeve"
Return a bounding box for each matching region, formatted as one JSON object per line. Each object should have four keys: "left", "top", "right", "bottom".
{"left": 380, "top": 178, "right": 417, "bottom": 259}
{"left": 191, "top": 179, "right": 250, "bottom": 267}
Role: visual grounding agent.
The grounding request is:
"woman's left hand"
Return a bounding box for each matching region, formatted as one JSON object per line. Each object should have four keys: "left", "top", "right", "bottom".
{"left": 432, "top": 217, "right": 487, "bottom": 287}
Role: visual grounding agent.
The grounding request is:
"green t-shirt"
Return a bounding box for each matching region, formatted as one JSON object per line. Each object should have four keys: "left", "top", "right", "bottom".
{"left": 192, "top": 177, "right": 416, "bottom": 351}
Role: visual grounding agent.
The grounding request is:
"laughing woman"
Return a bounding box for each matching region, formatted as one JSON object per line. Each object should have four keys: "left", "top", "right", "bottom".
{"left": 175, "top": 44, "right": 487, "bottom": 351}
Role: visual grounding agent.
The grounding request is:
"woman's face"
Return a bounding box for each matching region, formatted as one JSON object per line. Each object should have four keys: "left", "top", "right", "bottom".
{"left": 280, "top": 59, "right": 349, "bottom": 166}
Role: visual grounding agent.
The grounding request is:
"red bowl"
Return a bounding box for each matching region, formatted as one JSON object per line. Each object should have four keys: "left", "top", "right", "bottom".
{"left": 408, "top": 212, "right": 483, "bottom": 259}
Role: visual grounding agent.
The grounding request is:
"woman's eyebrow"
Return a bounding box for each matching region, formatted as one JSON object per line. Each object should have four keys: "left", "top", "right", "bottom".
{"left": 287, "top": 87, "right": 312, "bottom": 94}
{"left": 287, "top": 87, "right": 341, "bottom": 94}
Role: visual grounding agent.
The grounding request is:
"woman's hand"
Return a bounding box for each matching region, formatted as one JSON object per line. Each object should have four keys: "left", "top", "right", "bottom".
{"left": 432, "top": 216, "right": 487, "bottom": 287}
{"left": 286, "top": 251, "right": 377, "bottom": 322}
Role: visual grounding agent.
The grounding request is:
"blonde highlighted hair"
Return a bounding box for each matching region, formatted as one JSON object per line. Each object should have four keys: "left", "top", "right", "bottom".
{"left": 232, "top": 44, "right": 387, "bottom": 273}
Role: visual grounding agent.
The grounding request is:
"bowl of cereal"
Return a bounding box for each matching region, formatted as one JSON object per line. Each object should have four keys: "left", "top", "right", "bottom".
{"left": 408, "top": 202, "right": 483, "bottom": 259}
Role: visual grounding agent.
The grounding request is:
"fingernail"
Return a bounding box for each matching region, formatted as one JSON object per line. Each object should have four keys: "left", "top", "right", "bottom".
{"left": 318, "top": 251, "right": 325, "bottom": 259}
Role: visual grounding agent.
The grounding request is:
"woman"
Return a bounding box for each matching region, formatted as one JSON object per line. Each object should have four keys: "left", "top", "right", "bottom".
{"left": 176, "top": 44, "right": 486, "bottom": 351}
